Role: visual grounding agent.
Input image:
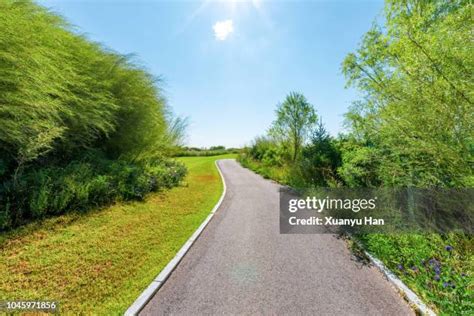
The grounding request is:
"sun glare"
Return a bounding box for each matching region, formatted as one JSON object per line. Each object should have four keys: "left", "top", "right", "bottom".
{"left": 180, "top": 0, "right": 267, "bottom": 40}
{"left": 220, "top": 0, "right": 262, "bottom": 10}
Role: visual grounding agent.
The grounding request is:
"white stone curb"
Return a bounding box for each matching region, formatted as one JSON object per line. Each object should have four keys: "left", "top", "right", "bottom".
{"left": 362, "top": 247, "right": 437, "bottom": 316}
{"left": 124, "top": 159, "right": 228, "bottom": 316}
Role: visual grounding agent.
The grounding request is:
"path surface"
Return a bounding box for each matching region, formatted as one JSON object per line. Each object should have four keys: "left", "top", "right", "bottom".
{"left": 141, "top": 159, "right": 413, "bottom": 315}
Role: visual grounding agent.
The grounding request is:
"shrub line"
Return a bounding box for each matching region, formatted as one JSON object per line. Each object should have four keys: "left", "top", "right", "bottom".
{"left": 124, "top": 159, "right": 229, "bottom": 316}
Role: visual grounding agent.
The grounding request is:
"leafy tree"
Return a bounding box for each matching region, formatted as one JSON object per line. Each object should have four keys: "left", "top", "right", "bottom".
{"left": 337, "top": 138, "right": 382, "bottom": 188}
{"left": 0, "top": 1, "right": 187, "bottom": 229}
{"left": 341, "top": 0, "right": 473, "bottom": 187}
{"left": 269, "top": 92, "right": 317, "bottom": 161}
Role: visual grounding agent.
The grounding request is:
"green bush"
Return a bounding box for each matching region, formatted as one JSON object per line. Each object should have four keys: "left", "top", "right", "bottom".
{"left": 0, "top": 155, "right": 186, "bottom": 230}
{"left": 247, "top": 136, "right": 286, "bottom": 165}
{"left": 341, "top": 0, "right": 473, "bottom": 188}
{"left": 0, "top": 1, "right": 187, "bottom": 230}
{"left": 295, "top": 121, "right": 342, "bottom": 188}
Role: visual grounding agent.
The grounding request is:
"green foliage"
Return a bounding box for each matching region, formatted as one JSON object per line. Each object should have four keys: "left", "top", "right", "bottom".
{"left": 238, "top": 2, "right": 472, "bottom": 313}
{"left": 240, "top": 120, "right": 342, "bottom": 188}
{"left": 175, "top": 146, "right": 241, "bottom": 157}
{"left": 0, "top": 154, "right": 186, "bottom": 230}
{"left": 239, "top": 92, "right": 319, "bottom": 180}
{"left": 247, "top": 136, "right": 286, "bottom": 166}
{"left": 359, "top": 233, "right": 473, "bottom": 315}
{"left": 269, "top": 92, "right": 318, "bottom": 161}
{"left": 0, "top": 1, "right": 187, "bottom": 229}
{"left": 337, "top": 138, "right": 382, "bottom": 188}
{"left": 341, "top": 0, "right": 473, "bottom": 187}
{"left": 237, "top": 154, "right": 289, "bottom": 184}
{"left": 342, "top": 2, "right": 473, "bottom": 313}
{"left": 237, "top": 135, "right": 293, "bottom": 184}
{"left": 241, "top": 1, "right": 472, "bottom": 191}
{"left": 0, "top": 155, "right": 226, "bottom": 314}
{"left": 209, "top": 145, "right": 226, "bottom": 151}
{"left": 0, "top": 0, "right": 185, "bottom": 166}
{"left": 296, "top": 120, "right": 342, "bottom": 188}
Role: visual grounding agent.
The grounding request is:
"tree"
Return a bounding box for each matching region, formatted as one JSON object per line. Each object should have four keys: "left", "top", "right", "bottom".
{"left": 341, "top": 0, "right": 473, "bottom": 187}
{"left": 269, "top": 92, "right": 317, "bottom": 161}
{"left": 299, "top": 119, "right": 342, "bottom": 187}
{"left": 0, "top": 1, "right": 188, "bottom": 229}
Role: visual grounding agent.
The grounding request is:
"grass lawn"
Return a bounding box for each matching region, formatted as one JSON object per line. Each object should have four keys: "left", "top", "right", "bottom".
{"left": 0, "top": 154, "right": 236, "bottom": 314}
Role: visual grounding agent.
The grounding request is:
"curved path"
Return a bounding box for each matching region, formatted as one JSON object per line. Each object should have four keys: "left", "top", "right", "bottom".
{"left": 141, "top": 159, "right": 413, "bottom": 315}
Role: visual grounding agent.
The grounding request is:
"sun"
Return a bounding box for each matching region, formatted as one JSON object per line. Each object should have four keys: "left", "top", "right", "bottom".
{"left": 178, "top": 0, "right": 267, "bottom": 37}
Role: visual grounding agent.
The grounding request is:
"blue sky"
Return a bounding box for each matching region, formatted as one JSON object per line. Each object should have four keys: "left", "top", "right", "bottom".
{"left": 38, "top": 0, "right": 384, "bottom": 148}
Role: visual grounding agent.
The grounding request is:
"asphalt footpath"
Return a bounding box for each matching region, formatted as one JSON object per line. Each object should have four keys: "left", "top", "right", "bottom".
{"left": 140, "top": 159, "right": 414, "bottom": 315}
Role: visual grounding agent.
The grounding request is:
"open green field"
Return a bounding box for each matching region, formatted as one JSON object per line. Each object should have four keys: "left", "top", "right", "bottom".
{"left": 0, "top": 154, "right": 235, "bottom": 314}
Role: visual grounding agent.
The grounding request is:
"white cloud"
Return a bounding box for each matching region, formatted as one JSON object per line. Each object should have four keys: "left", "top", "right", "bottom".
{"left": 213, "top": 19, "right": 234, "bottom": 41}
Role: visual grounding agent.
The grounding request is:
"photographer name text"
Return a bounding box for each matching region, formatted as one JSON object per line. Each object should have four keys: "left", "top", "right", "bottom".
{"left": 288, "top": 216, "right": 384, "bottom": 226}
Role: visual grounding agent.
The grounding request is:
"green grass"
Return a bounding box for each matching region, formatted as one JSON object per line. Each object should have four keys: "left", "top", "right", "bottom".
{"left": 238, "top": 156, "right": 289, "bottom": 184}
{"left": 0, "top": 154, "right": 236, "bottom": 314}
{"left": 358, "top": 233, "right": 473, "bottom": 315}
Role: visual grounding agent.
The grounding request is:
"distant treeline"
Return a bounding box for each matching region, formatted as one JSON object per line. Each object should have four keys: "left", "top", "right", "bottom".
{"left": 0, "top": 1, "right": 187, "bottom": 230}
{"left": 175, "top": 146, "right": 241, "bottom": 157}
